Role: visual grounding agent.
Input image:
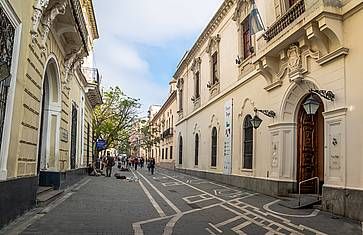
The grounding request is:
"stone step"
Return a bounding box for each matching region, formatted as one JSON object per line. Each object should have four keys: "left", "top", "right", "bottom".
{"left": 278, "top": 194, "right": 321, "bottom": 209}
{"left": 37, "top": 186, "right": 53, "bottom": 195}
{"left": 36, "top": 189, "right": 64, "bottom": 207}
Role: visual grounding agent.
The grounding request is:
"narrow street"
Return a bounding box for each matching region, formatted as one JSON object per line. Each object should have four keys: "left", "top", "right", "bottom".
{"left": 4, "top": 168, "right": 361, "bottom": 235}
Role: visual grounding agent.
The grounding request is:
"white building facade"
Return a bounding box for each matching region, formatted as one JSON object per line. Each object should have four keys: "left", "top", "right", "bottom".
{"left": 174, "top": 0, "right": 363, "bottom": 221}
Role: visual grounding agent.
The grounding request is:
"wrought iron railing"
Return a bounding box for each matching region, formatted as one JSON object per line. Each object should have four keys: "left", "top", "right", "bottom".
{"left": 0, "top": 5, "right": 15, "bottom": 152}
{"left": 81, "top": 67, "right": 100, "bottom": 84}
{"left": 264, "top": 0, "right": 305, "bottom": 42}
{"left": 162, "top": 128, "right": 173, "bottom": 139}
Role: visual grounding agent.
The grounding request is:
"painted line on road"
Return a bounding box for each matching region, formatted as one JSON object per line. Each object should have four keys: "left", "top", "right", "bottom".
{"left": 263, "top": 200, "right": 320, "bottom": 218}
{"left": 131, "top": 169, "right": 166, "bottom": 217}
{"left": 162, "top": 214, "right": 183, "bottom": 235}
{"left": 158, "top": 171, "right": 326, "bottom": 235}
{"left": 136, "top": 171, "right": 181, "bottom": 214}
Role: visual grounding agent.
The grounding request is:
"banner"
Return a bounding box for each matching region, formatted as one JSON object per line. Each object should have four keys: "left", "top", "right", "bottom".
{"left": 223, "top": 99, "right": 233, "bottom": 175}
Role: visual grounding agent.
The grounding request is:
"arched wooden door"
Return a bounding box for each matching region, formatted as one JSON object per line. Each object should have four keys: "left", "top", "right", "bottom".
{"left": 297, "top": 95, "right": 324, "bottom": 193}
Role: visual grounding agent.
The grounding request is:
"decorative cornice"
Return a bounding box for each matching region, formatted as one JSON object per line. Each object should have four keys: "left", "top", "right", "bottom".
{"left": 82, "top": 0, "right": 99, "bottom": 39}
{"left": 151, "top": 91, "right": 177, "bottom": 123}
{"left": 316, "top": 47, "right": 349, "bottom": 65}
{"left": 31, "top": 0, "right": 50, "bottom": 42}
{"left": 173, "top": 0, "right": 236, "bottom": 79}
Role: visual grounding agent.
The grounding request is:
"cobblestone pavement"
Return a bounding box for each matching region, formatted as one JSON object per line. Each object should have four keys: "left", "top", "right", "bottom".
{"left": 8, "top": 167, "right": 363, "bottom": 234}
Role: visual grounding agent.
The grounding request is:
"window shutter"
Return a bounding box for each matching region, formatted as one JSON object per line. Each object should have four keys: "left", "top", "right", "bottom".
{"left": 274, "top": 0, "right": 281, "bottom": 18}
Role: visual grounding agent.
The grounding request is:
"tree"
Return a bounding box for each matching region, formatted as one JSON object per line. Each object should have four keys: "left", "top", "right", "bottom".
{"left": 139, "top": 123, "right": 160, "bottom": 156}
{"left": 93, "top": 87, "right": 140, "bottom": 156}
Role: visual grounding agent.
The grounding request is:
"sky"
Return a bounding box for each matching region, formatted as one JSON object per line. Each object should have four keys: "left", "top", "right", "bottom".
{"left": 93, "top": 0, "right": 224, "bottom": 116}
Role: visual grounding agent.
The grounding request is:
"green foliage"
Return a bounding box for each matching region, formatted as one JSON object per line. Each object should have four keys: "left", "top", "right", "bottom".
{"left": 139, "top": 123, "right": 159, "bottom": 151}
{"left": 93, "top": 87, "right": 140, "bottom": 153}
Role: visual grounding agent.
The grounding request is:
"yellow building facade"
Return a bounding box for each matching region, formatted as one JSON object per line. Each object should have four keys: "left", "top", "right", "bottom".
{"left": 174, "top": 0, "right": 363, "bottom": 221}
{"left": 0, "top": 0, "right": 102, "bottom": 227}
{"left": 150, "top": 81, "right": 177, "bottom": 169}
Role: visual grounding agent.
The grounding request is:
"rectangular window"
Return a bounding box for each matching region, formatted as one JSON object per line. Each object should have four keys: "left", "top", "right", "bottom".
{"left": 212, "top": 52, "right": 218, "bottom": 84}
{"left": 165, "top": 148, "right": 168, "bottom": 160}
{"left": 179, "top": 91, "right": 183, "bottom": 111}
{"left": 170, "top": 146, "right": 173, "bottom": 159}
{"left": 195, "top": 71, "right": 200, "bottom": 98}
{"left": 242, "top": 18, "right": 251, "bottom": 59}
{"left": 162, "top": 148, "right": 164, "bottom": 160}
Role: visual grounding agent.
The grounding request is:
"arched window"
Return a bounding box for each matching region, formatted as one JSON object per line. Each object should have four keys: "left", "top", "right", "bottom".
{"left": 195, "top": 134, "right": 199, "bottom": 166}
{"left": 243, "top": 115, "right": 253, "bottom": 169}
{"left": 211, "top": 127, "right": 217, "bottom": 167}
{"left": 178, "top": 136, "right": 183, "bottom": 165}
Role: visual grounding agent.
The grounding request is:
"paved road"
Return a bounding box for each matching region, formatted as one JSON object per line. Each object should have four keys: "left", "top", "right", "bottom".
{"left": 10, "top": 167, "right": 363, "bottom": 234}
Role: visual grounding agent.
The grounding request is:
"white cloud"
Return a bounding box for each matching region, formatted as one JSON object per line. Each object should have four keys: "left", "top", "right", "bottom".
{"left": 93, "top": 0, "right": 223, "bottom": 115}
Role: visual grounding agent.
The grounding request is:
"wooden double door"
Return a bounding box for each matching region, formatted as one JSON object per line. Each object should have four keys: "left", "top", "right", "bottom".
{"left": 297, "top": 95, "right": 324, "bottom": 194}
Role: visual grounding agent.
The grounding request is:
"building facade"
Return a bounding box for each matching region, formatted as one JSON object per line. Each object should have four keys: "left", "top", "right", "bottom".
{"left": 150, "top": 80, "right": 177, "bottom": 169}
{"left": 174, "top": 0, "right": 363, "bottom": 221}
{"left": 129, "top": 117, "right": 148, "bottom": 158}
{"left": 0, "top": 0, "right": 102, "bottom": 227}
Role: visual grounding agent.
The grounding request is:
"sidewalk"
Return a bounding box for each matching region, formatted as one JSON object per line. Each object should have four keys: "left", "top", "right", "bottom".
{"left": 15, "top": 167, "right": 157, "bottom": 235}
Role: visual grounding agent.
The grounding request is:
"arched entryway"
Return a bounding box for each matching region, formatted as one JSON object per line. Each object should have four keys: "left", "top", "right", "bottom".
{"left": 37, "top": 57, "right": 61, "bottom": 173}
{"left": 296, "top": 94, "right": 324, "bottom": 193}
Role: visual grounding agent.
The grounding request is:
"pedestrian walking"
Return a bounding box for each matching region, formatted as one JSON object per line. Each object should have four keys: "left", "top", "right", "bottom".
{"left": 134, "top": 157, "right": 138, "bottom": 171}
{"left": 140, "top": 157, "right": 144, "bottom": 168}
{"left": 105, "top": 152, "right": 114, "bottom": 177}
{"left": 149, "top": 157, "right": 155, "bottom": 175}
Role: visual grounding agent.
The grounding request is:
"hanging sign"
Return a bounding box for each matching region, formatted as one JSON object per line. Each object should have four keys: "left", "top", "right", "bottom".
{"left": 223, "top": 99, "right": 233, "bottom": 175}
{"left": 96, "top": 139, "right": 107, "bottom": 150}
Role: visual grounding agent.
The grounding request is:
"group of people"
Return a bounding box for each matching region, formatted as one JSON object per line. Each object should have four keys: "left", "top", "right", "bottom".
{"left": 88, "top": 152, "right": 115, "bottom": 177}
{"left": 88, "top": 152, "right": 157, "bottom": 176}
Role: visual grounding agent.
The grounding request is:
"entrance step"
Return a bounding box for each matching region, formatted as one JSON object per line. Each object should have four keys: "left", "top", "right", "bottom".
{"left": 36, "top": 188, "right": 64, "bottom": 207}
{"left": 37, "top": 186, "right": 53, "bottom": 195}
{"left": 278, "top": 194, "right": 321, "bottom": 209}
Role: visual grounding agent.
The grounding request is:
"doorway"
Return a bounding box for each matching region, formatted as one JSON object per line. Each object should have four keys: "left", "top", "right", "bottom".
{"left": 297, "top": 94, "right": 324, "bottom": 194}
{"left": 70, "top": 103, "right": 77, "bottom": 169}
{"left": 37, "top": 59, "right": 60, "bottom": 174}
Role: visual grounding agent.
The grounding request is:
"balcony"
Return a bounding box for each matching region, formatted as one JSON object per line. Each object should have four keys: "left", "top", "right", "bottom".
{"left": 82, "top": 67, "right": 102, "bottom": 107}
{"left": 264, "top": 0, "right": 305, "bottom": 42}
{"left": 162, "top": 128, "right": 173, "bottom": 139}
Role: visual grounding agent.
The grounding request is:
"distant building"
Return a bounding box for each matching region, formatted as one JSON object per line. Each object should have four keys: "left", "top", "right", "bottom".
{"left": 150, "top": 79, "right": 177, "bottom": 169}
{"left": 129, "top": 117, "right": 148, "bottom": 158}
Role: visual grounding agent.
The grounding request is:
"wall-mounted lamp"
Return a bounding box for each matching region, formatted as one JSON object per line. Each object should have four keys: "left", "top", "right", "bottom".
{"left": 303, "top": 89, "right": 335, "bottom": 115}
{"left": 235, "top": 55, "right": 241, "bottom": 65}
{"left": 250, "top": 108, "right": 276, "bottom": 129}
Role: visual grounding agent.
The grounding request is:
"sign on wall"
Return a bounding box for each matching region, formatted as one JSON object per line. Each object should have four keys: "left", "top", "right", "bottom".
{"left": 223, "top": 99, "right": 233, "bottom": 175}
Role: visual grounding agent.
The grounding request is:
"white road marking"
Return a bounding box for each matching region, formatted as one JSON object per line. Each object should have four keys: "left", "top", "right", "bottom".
{"left": 159, "top": 171, "right": 326, "bottom": 235}
{"left": 205, "top": 228, "right": 217, "bottom": 235}
{"left": 263, "top": 200, "right": 320, "bottom": 218}
{"left": 215, "top": 215, "right": 243, "bottom": 227}
{"left": 136, "top": 171, "right": 181, "bottom": 214}
{"left": 208, "top": 223, "right": 223, "bottom": 233}
{"left": 231, "top": 220, "right": 251, "bottom": 235}
{"left": 162, "top": 214, "right": 183, "bottom": 235}
{"left": 131, "top": 169, "right": 166, "bottom": 217}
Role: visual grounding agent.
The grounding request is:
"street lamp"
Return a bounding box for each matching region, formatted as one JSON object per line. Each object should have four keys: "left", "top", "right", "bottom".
{"left": 303, "top": 89, "right": 335, "bottom": 115}
{"left": 250, "top": 108, "right": 276, "bottom": 129}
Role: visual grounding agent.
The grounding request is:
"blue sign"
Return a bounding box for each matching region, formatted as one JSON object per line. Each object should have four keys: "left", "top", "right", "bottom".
{"left": 96, "top": 139, "right": 107, "bottom": 150}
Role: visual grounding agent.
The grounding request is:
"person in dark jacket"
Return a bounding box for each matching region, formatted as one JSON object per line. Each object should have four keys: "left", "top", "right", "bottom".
{"left": 149, "top": 157, "right": 156, "bottom": 175}
{"left": 105, "top": 152, "right": 114, "bottom": 177}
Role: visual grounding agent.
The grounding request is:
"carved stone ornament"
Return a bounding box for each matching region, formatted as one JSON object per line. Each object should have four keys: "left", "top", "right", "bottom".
{"left": 31, "top": 0, "right": 50, "bottom": 42}
{"left": 0, "top": 5, "right": 15, "bottom": 82}
{"left": 232, "top": 0, "right": 252, "bottom": 23}
{"left": 287, "top": 44, "right": 301, "bottom": 72}
{"left": 206, "top": 34, "right": 221, "bottom": 54}
{"left": 63, "top": 47, "right": 85, "bottom": 87}
{"left": 191, "top": 57, "right": 201, "bottom": 73}
{"left": 176, "top": 78, "right": 184, "bottom": 90}
{"left": 40, "top": 1, "right": 68, "bottom": 51}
